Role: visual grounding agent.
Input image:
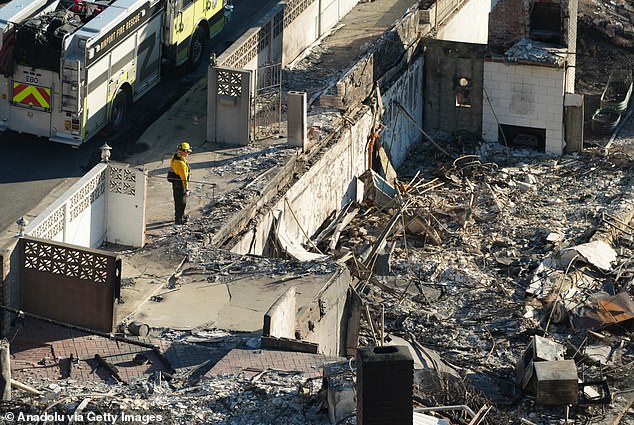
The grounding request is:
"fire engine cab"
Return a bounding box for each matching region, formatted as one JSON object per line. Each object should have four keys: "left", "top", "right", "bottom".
{"left": 0, "top": 0, "right": 226, "bottom": 145}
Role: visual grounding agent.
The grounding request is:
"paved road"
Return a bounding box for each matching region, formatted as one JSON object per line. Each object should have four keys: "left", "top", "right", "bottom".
{"left": 0, "top": 0, "right": 276, "bottom": 233}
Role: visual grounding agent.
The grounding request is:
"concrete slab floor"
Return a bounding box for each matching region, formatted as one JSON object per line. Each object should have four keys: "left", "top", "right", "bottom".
{"left": 140, "top": 138, "right": 293, "bottom": 229}
{"left": 130, "top": 272, "right": 334, "bottom": 332}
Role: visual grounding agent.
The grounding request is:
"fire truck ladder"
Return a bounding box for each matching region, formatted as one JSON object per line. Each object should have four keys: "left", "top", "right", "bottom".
{"left": 61, "top": 59, "right": 82, "bottom": 113}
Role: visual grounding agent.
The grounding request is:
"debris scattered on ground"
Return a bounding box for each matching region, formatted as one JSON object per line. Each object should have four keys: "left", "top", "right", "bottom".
{"left": 6, "top": 1, "right": 634, "bottom": 423}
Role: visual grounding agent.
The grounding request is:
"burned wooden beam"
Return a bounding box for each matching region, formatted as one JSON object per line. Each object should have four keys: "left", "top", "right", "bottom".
{"left": 94, "top": 354, "right": 126, "bottom": 385}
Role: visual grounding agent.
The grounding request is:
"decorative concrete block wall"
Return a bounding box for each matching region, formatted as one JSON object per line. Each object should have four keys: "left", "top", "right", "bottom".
{"left": 0, "top": 239, "right": 20, "bottom": 335}
{"left": 105, "top": 163, "right": 147, "bottom": 247}
{"left": 207, "top": 67, "right": 253, "bottom": 146}
{"left": 27, "top": 163, "right": 108, "bottom": 247}
{"left": 482, "top": 60, "right": 565, "bottom": 154}
{"left": 24, "top": 162, "right": 146, "bottom": 249}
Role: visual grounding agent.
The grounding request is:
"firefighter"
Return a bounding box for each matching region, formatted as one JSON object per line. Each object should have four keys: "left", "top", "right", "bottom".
{"left": 168, "top": 142, "right": 192, "bottom": 225}
{"left": 224, "top": 0, "right": 234, "bottom": 23}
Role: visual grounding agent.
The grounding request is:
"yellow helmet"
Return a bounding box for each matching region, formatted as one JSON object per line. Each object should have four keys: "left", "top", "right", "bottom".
{"left": 177, "top": 142, "right": 192, "bottom": 152}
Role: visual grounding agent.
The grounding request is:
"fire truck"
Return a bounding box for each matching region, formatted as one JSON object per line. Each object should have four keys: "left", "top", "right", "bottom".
{"left": 0, "top": 0, "right": 227, "bottom": 145}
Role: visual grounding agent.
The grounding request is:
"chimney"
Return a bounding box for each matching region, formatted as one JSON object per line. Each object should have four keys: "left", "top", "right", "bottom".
{"left": 356, "top": 345, "right": 413, "bottom": 425}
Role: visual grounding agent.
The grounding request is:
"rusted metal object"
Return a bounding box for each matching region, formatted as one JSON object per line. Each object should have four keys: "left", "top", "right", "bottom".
{"left": 572, "top": 292, "right": 634, "bottom": 330}
{"left": 20, "top": 237, "right": 121, "bottom": 333}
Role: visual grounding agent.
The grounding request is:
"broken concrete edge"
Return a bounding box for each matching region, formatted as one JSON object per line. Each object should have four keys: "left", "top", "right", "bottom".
{"left": 216, "top": 112, "right": 349, "bottom": 251}
{"left": 296, "top": 267, "right": 352, "bottom": 356}
{"left": 261, "top": 336, "right": 318, "bottom": 353}
{"left": 210, "top": 156, "right": 298, "bottom": 249}
{"left": 263, "top": 286, "right": 296, "bottom": 338}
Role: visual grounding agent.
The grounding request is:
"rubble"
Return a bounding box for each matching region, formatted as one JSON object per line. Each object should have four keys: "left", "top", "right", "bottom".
{"left": 4, "top": 0, "right": 634, "bottom": 423}
{"left": 504, "top": 38, "right": 567, "bottom": 66}
{"left": 331, "top": 136, "right": 634, "bottom": 422}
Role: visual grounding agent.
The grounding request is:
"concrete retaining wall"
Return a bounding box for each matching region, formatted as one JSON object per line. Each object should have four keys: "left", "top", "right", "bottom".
{"left": 231, "top": 51, "right": 424, "bottom": 255}
{"left": 231, "top": 109, "right": 372, "bottom": 256}
{"left": 380, "top": 56, "right": 425, "bottom": 169}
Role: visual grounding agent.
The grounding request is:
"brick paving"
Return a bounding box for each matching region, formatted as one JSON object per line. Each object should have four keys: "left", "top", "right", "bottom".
{"left": 8, "top": 319, "right": 341, "bottom": 385}
{"left": 206, "top": 348, "right": 343, "bottom": 379}
{"left": 8, "top": 318, "right": 218, "bottom": 384}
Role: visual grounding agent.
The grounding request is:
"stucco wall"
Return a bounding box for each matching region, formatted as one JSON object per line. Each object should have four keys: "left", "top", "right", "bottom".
{"left": 207, "top": 67, "right": 253, "bottom": 146}
{"left": 436, "top": 0, "right": 491, "bottom": 44}
{"left": 217, "top": 4, "right": 286, "bottom": 70}
{"left": 283, "top": 0, "right": 359, "bottom": 66}
{"left": 105, "top": 163, "right": 147, "bottom": 247}
{"left": 482, "top": 60, "right": 565, "bottom": 153}
{"left": 283, "top": 1, "right": 320, "bottom": 65}
{"left": 24, "top": 162, "right": 146, "bottom": 249}
{"left": 0, "top": 239, "right": 20, "bottom": 335}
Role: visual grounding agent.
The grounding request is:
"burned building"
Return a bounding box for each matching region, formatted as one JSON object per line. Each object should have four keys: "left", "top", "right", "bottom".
{"left": 423, "top": 0, "right": 580, "bottom": 154}
{"left": 482, "top": 0, "right": 578, "bottom": 153}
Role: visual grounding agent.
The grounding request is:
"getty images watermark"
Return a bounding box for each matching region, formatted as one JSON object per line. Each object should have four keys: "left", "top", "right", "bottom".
{"left": 2, "top": 411, "right": 164, "bottom": 423}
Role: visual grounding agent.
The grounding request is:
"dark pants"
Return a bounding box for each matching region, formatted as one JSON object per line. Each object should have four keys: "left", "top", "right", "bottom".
{"left": 172, "top": 186, "right": 186, "bottom": 223}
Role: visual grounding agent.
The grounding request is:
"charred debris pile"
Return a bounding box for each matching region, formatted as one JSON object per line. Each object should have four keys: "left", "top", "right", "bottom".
{"left": 155, "top": 133, "right": 634, "bottom": 423}
{"left": 3, "top": 141, "right": 634, "bottom": 423}
{"left": 316, "top": 138, "right": 634, "bottom": 423}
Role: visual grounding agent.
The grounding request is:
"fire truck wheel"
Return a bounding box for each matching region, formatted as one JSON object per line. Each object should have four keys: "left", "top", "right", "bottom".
{"left": 108, "top": 88, "right": 129, "bottom": 134}
{"left": 187, "top": 27, "right": 206, "bottom": 71}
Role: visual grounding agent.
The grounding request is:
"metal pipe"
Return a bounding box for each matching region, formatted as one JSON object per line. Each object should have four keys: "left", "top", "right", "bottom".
{"left": 0, "top": 305, "right": 177, "bottom": 374}
{"left": 0, "top": 304, "right": 159, "bottom": 350}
